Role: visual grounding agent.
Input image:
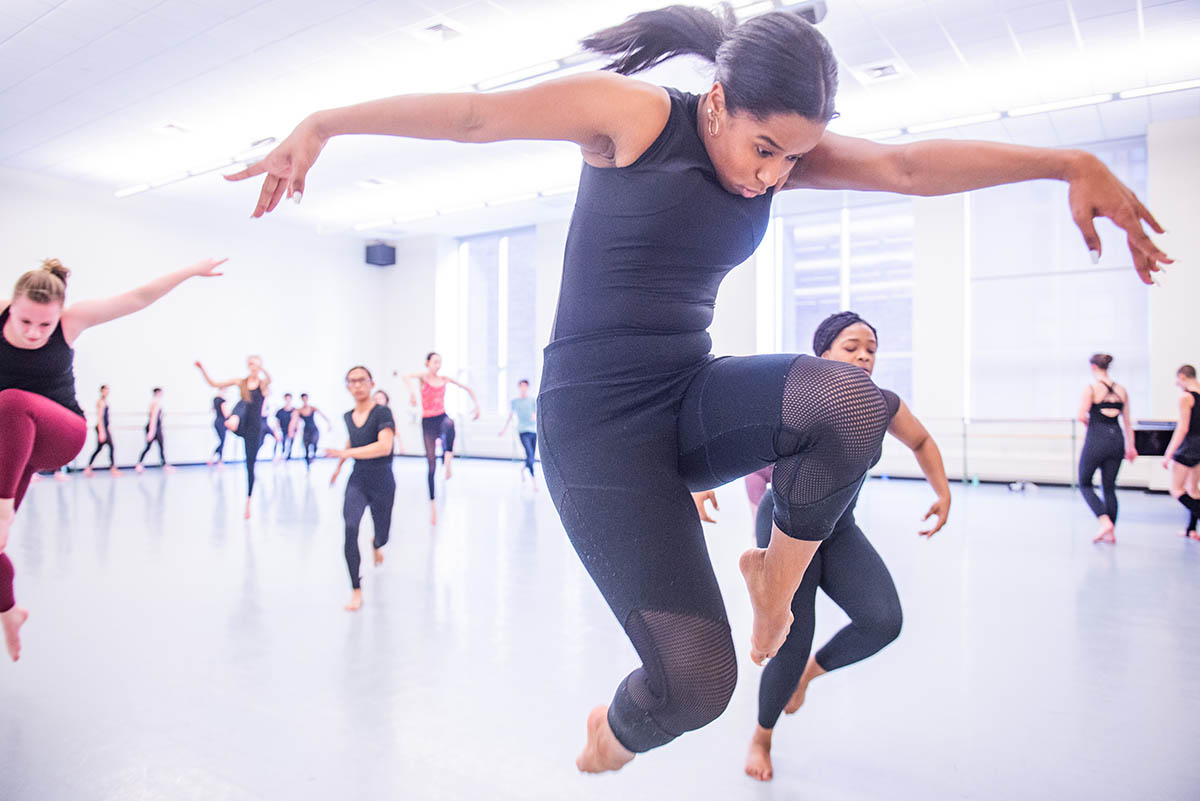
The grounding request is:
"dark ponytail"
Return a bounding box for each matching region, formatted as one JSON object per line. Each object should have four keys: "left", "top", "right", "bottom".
{"left": 581, "top": 4, "right": 735, "bottom": 75}
{"left": 582, "top": 4, "right": 839, "bottom": 122}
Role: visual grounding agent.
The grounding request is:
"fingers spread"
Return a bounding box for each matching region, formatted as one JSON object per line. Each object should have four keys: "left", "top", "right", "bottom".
{"left": 225, "top": 161, "right": 266, "bottom": 181}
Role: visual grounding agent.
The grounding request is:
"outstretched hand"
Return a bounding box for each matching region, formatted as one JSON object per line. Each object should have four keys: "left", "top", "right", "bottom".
{"left": 919, "top": 495, "right": 950, "bottom": 537}
{"left": 1066, "top": 155, "right": 1172, "bottom": 284}
{"left": 225, "top": 117, "right": 327, "bottom": 217}
{"left": 190, "top": 257, "right": 227, "bottom": 278}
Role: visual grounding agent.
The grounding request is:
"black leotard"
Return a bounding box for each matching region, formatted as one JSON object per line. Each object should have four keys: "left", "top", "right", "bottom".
{"left": 0, "top": 307, "right": 83, "bottom": 416}
{"left": 342, "top": 405, "right": 396, "bottom": 590}
{"left": 1079, "top": 382, "right": 1126, "bottom": 521}
{"left": 538, "top": 88, "right": 895, "bottom": 754}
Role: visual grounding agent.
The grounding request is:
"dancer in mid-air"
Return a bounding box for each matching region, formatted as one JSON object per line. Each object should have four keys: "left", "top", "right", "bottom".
{"left": 2, "top": 256, "right": 223, "bottom": 661}
{"left": 328, "top": 366, "right": 396, "bottom": 611}
{"left": 230, "top": 3, "right": 1168, "bottom": 772}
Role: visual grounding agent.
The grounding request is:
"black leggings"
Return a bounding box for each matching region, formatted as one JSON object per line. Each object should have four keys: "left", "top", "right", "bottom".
{"left": 240, "top": 418, "right": 262, "bottom": 496}
{"left": 343, "top": 470, "right": 396, "bottom": 589}
{"left": 422, "top": 413, "right": 456, "bottom": 499}
{"left": 518, "top": 431, "right": 536, "bottom": 476}
{"left": 213, "top": 424, "right": 227, "bottom": 458}
{"left": 138, "top": 426, "right": 165, "bottom": 465}
{"left": 86, "top": 429, "right": 115, "bottom": 468}
{"left": 303, "top": 428, "right": 319, "bottom": 466}
{"left": 753, "top": 491, "right": 902, "bottom": 729}
{"left": 1079, "top": 422, "right": 1124, "bottom": 521}
{"left": 538, "top": 332, "right": 892, "bottom": 753}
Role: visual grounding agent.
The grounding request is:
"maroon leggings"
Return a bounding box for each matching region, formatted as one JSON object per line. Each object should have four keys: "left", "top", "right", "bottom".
{"left": 0, "top": 389, "right": 87, "bottom": 612}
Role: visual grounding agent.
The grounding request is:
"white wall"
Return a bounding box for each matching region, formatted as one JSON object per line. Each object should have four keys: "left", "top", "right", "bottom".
{"left": 0, "top": 166, "right": 388, "bottom": 467}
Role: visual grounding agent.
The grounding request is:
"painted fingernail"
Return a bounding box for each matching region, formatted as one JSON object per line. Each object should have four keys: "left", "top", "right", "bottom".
{"left": 293, "top": 192, "right": 303, "bottom": 205}
{"left": 1089, "top": 249, "right": 1100, "bottom": 265}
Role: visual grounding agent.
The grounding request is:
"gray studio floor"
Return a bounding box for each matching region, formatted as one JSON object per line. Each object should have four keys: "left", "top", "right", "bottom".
{"left": 2, "top": 456, "right": 1198, "bottom": 801}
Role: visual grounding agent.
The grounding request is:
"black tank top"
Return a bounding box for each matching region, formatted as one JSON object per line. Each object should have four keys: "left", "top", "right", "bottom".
{"left": 1187, "top": 391, "right": 1200, "bottom": 438}
{"left": 553, "top": 88, "right": 773, "bottom": 340}
{"left": 101, "top": 403, "right": 109, "bottom": 429}
{"left": 0, "top": 306, "right": 84, "bottom": 416}
{"left": 1088, "top": 382, "right": 1124, "bottom": 426}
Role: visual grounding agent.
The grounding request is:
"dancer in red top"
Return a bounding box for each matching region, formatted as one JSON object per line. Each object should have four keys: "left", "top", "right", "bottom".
{"left": 1, "top": 256, "right": 223, "bottom": 661}
{"left": 401, "top": 352, "right": 479, "bottom": 525}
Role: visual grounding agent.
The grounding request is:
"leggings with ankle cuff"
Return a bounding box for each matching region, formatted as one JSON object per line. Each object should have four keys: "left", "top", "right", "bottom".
{"left": 1079, "top": 421, "right": 1124, "bottom": 522}
{"left": 343, "top": 469, "right": 395, "bottom": 590}
{"left": 138, "top": 425, "right": 166, "bottom": 466}
{"left": 0, "top": 389, "right": 88, "bottom": 612}
{"left": 86, "top": 429, "right": 115, "bottom": 468}
{"left": 518, "top": 431, "right": 536, "bottom": 476}
{"left": 538, "top": 332, "right": 897, "bottom": 754}
{"left": 752, "top": 490, "right": 902, "bottom": 730}
{"left": 422, "top": 413, "right": 455, "bottom": 499}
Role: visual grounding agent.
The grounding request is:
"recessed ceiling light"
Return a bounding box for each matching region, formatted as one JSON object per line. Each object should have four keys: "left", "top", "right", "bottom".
{"left": 850, "top": 59, "right": 907, "bottom": 86}
{"left": 410, "top": 20, "right": 464, "bottom": 44}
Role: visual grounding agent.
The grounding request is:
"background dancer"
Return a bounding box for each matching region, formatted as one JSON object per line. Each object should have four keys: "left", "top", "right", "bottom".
{"left": 402, "top": 352, "right": 479, "bottom": 524}
{"left": 195, "top": 357, "right": 271, "bottom": 519}
{"left": 83, "top": 384, "right": 118, "bottom": 476}
{"left": 1075, "top": 354, "right": 1136, "bottom": 544}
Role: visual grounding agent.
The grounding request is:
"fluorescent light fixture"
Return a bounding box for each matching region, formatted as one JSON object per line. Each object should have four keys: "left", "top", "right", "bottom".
{"left": 1118, "top": 78, "right": 1200, "bottom": 99}
{"left": 149, "top": 172, "right": 189, "bottom": 189}
{"left": 188, "top": 158, "right": 237, "bottom": 177}
{"left": 393, "top": 210, "right": 437, "bottom": 224}
{"left": 113, "top": 184, "right": 151, "bottom": 198}
{"left": 906, "top": 112, "right": 1002, "bottom": 134}
{"left": 1008, "top": 93, "right": 1112, "bottom": 117}
{"left": 234, "top": 137, "right": 277, "bottom": 162}
{"left": 476, "top": 61, "right": 561, "bottom": 92}
{"left": 486, "top": 192, "right": 539, "bottom": 207}
{"left": 353, "top": 219, "right": 395, "bottom": 232}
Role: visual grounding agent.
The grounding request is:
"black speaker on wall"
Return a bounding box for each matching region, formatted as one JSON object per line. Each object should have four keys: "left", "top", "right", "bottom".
{"left": 365, "top": 243, "right": 396, "bottom": 266}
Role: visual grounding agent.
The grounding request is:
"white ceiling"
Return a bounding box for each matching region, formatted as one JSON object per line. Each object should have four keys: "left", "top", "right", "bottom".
{"left": 1, "top": 0, "right": 1198, "bottom": 239}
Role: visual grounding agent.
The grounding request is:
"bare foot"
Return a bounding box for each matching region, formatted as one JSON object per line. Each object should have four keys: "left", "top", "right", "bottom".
{"left": 373, "top": 548, "right": 384, "bottom": 567}
{"left": 785, "top": 678, "right": 810, "bottom": 714}
{"left": 1, "top": 606, "right": 29, "bottom": 662}
{"left": 109, "top": 466, "right": 120, "bottom": 476}
{"left": 744, "top": 726, "right": 774, "bottom": 781}
{"left": 430, "top": 502, "right": 437, "bottom": 526}
{"left": 163, "top": 464, "right": 177, "bottom": 474}
{"left": 1189, "top": 531, "right": 1200, "bottom": 541}
{"left": 444, "top": 465, "right": 452, "bottom": 480}
{"left": 243, "top": 499, "right": 252, "bottom": 520}
{"left": 83, "top": 467, "right": 94, "bottom": 477}
{"left": 29, "top": 473, "right": 42, "bottom": 484}
{"left": 134, "top": 464, "right": 145, "bottom": 474}
{"left": 344, "top": 589, "right": 363, "bottom": 612}
{"left": 576, "top": 706, "right": 634, "bottom": 773}
{"left": 53, "top": 471, "right": 70, "bottom": 483}
{"left": 739, "top": 548, "right": 793, "bottom": 665}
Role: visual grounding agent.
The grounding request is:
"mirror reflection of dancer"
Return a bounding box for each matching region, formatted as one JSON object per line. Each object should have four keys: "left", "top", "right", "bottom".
{"left": 402, "top": 352, "right": 479, "bottom": 525}
{"left": 229, "top": 2, "right": 1168, "bottom": 773}
{"left": 1074, "top": 354, "right": 1136, "bottom": 545}
{"left": 295, "top": 393, "right": 330, "bottom": 469}
{"left": 328, "top": 366, "right": 395, "bottom": 612}
{"left": 692, "top": 312, "right": 950, "bottom": 783}
{"left": 195, "top": 357, "right": 271, "bottom": 519}
{"left": 1, "top": 256, "right": 224, "bottom": 661}
{"left": 83, "top": 384, "right": 119, "bottom": 476}
{"left": 273, "top": 393, "right": 297, "bottom": 461}
{"left": 499, "top": 378, "right": 538, "bottom": 491}
{"left": 134, "top": 387, "right": 173, "bottom": 473}
{"left": 207, "top": 393, "right": 230, "bottom": 467}
{"left": 1164, "top": 365, "right": 1200, "bottom": 539}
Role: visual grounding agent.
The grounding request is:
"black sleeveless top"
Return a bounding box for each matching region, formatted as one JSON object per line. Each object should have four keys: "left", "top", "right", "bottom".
{"left": 1187, "top": 391, "right": 1200, "bottom": 437}
{"left": 1088, "top": 382, "right": 1124, "bottom": 426}
{"left": 553, "top": 88, "right": 774, "bottom": 340}
{"left": 0, "top": 306, "right": 84, "bottom": 416}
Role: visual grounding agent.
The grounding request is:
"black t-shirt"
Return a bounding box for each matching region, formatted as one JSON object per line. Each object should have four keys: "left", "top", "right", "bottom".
{"left": 344, "top": 405, "right": 395, "bottom": 475}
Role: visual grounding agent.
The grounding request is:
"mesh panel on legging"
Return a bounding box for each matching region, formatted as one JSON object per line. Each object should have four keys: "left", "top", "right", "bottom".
{"left": 770, "top": 358, "right": 892, "bottom": 538}
{"left": 608, "top": 609, "right": 737, "bottom": 751}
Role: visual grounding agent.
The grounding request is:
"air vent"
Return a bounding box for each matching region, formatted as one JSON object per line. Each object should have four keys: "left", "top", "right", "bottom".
{"left": 851, "top": 59, "right": 907, "bottom": 86}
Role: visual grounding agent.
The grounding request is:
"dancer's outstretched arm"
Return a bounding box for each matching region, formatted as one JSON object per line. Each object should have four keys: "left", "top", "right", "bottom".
{"left": 786, "top": 134, "right": 1170, "bottom": 283}
{"left": 887, "top": 400, "right": 951, "bottom": 537}
{"left": 226, "top": 73, "right": 669, "bottom": 215}
{"left": 445, "top": 377, "right": 481, "bottom": 420}
{"left": 61, "top": 258, "right": 225, "bottom": 343}
{"left": 195, "top": 362, "right": 240, "bottom": 391}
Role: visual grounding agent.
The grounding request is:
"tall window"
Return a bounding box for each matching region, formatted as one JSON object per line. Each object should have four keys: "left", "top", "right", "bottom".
{"left": 778, "top": 197, "right": 915, "bottom": 401}
{"left": 969, "top": 137, "right": 1148, "bottom": 419}
{"left": 458, "top": 227, "right": 538, "bottom": 415}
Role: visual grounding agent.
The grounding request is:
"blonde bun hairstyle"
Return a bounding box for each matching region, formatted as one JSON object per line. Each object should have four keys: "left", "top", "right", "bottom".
{"left": 13, "top": 258, "right": 70, "bottom": 305}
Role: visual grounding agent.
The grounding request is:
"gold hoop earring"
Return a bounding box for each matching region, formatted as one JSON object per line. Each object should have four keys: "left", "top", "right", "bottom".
{"left": 707, "top": 108, "right": 719, "bottom": 137}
